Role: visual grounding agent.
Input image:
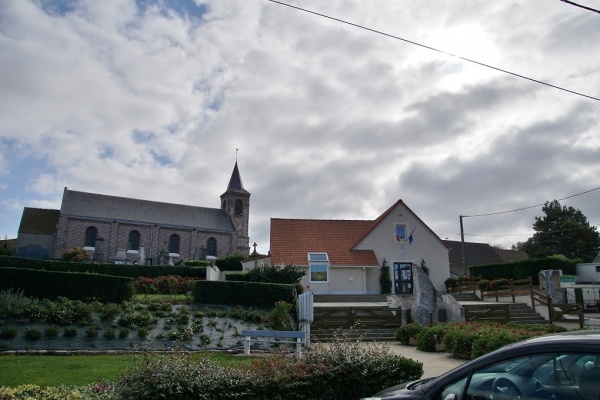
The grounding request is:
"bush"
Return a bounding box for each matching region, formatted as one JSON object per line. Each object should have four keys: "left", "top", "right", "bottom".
{"left": 63, "top": 327, "right": 77, "bottom": 338}
{"left": 103, "top": 329, "right": 116, "bottom": 340}
{"left": 44, "top": 325, "right": 60, "bottom": 337}
{"left": 0, "top": 326, "right": 18, "bottom": 339}
{"left": 0, "top": 268, "right": 134, "bottom": 302}
{"left": 265, "top": 300, "right": 294, "bottom": 330}
{"left": 0, "top": 289, "right": 32, "bottom": 318}
{"left": 24, "top": 328, "right": 42, "bottom": 340}
{"left": 86, "top": 326, "right": 99, "bottom": 338}
{"left": 193, "top": 280, "right": 296, "bottom": 308}
{"left": 60, "top": 247, "right": 90, "bottom": 262}
{"left": 394, "top": 322, "right": 423, "bottom": 345}
{"left": 0, "top": 384, "right": 107, "bottom": 399}
{"left": 113, "top": 339, "right": 423, "bottom": 400}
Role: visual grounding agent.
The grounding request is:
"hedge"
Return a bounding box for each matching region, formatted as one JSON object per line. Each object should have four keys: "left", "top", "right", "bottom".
{"left": 193, "top": 280, "right": 296, "bottom": 308}
{"left": 0, "top": 255, "right": 205, "bottom": 279}
{"left": 469, "top": 256, "right": 577, "bottom": 285}
{"left": 0, "top": 267, "right": 134, "bottom": 302}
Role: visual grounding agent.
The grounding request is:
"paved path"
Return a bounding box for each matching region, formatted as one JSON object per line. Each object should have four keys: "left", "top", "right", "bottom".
{"left": 382, "top": 342, "right": 467, "bottom": 377}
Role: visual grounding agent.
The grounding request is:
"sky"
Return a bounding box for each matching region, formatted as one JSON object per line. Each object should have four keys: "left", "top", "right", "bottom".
{"left": 1, "top": 0, "right": 599, "bottom": 256}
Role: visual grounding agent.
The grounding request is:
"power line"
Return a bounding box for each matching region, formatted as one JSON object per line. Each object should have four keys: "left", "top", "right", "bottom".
{"left": 561, "top": 0, "right": 600, "bottom": 14}
{"left": 267, "top": 0, "right": 600, "bottom": 102}
{"left": 463, "top": 186, "right": 600, "bottom": 218}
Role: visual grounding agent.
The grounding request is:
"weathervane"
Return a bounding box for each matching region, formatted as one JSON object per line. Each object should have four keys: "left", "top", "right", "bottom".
{"left": 236, "top": 148, "right": 239, "bottom": 161}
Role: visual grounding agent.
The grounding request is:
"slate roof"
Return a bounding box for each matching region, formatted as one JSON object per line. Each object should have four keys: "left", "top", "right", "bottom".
{"left": 18, "top": 208, "right": 60, "bottom": 235}
{"left": 270, "top": 218, "right": 379, "bottom": 267}
{"left": 60, "top": 189, "right": 236, "bottom": 232}
{"left": 443, "top": 240, "right": 528, "bottom": 276}
{"left": 223, "top": 161, "right": 250, "bottom": 195}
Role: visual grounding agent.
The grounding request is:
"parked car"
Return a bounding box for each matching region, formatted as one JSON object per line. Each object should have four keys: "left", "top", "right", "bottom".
{"left": 361, "top": 330, "right": 600, "bottom": 400}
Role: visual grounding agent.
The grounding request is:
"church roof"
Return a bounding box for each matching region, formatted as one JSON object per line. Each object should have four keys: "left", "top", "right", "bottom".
{"left": 18, "top": 207, "right": 60, "bottom": 235}
{"left": 60, "top": 189, "right": 236, "bottom": 232}
{"left": 223, "top": 162, "right": 250, "bottom": 195}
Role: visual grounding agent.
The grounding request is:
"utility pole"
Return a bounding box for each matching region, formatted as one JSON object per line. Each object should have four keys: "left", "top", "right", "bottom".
{"left": 460, "top": 215, "right": 468, "bottom": 276}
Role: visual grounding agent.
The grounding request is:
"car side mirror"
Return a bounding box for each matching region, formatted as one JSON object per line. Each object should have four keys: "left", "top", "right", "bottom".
{"left": 444, "top": 394, "right": 458, "bottom": 400}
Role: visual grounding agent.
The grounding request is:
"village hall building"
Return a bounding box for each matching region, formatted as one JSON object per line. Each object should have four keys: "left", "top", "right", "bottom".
{"left": 15, "top": 162, "right": 250, "bottom": 264}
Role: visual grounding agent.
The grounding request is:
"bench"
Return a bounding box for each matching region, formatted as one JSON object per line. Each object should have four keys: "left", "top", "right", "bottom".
{"left": 241, "top": 330, "right": 306, "bottom": 356}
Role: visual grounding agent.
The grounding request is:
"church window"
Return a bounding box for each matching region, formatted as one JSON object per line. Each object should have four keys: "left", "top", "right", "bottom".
{"left": 128, "top": 230, "right": 140, "bottom": 251}
{"left": 169, "top": 234, "right": 180, "bottom": 254}
{"left": 222, "top": 200, "right": 226, "bottom": 210}
{"left": 234, "top": 199, "right": 243, "bottom": 215}
{"left": 84, "top": 226, "right": 98, "bottom": 248}
{"left": 207, "top": 237, "right": 217, "bottom": 257}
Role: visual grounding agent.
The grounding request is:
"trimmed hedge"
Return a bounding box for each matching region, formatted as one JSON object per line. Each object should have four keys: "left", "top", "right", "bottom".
{"left": 193, "top": 280, "right": 296, "bottom": 308}
{"left": 0, "top": 255, "right": 205, "bottom": 279}
{"left": 469, "top": 256, "right": 577, "bottom": 285}
{"left": 0, "top": 267, "right": 134, "bottom": 302}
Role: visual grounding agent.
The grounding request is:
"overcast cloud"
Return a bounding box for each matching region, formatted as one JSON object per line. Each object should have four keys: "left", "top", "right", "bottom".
{"left": 1, "top": 0, "right": 599, "bottom": 255}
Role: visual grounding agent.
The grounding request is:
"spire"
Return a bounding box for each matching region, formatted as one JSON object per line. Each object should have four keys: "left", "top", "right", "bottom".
{"left": 225, "top": 161, "right": 250, "bottom": 194}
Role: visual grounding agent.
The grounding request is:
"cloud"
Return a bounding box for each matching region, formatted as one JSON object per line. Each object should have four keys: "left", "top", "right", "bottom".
{"left": 0, "top": 0, "right": 598, "bottom": 254}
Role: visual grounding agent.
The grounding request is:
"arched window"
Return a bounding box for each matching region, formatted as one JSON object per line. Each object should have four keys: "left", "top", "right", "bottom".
{"left": 207, "top": 237, "right": 217, "bottom": 257}
{"left": 222, "top": 200, "right": 227, "bottom": 210}
{"left": 234, "top": 199, "right": 243, "bottom": 215}
{"left": 85, "top": 226, "right": 98, "bottom": 247}
{"left": 129, "top": 230, "right": 140, "bottom": 251}
{"left": 168, "top": 234, "right": 180, "bottom": 254}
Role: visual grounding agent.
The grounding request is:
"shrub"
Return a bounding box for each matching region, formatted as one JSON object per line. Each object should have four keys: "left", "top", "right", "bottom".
{"left": 44, "top": 325, "right": 60, "bottom": 337}
{"left": 265, "top": 300, "right": 294, "bottom": 330}
{"left": 0, "top": 326, "right": 17, "bottom": 339}
{"left": 60, "top": 247, "right": 90, "bottom": 262}
{"left": 119, "top": 328, "right": 130, "bottom": 339}
{"left": 394, "top": 322, "right": 423, "bottom": 345}
{"left": 101, "top": 303, "right": 121, "bottom": 321}
{"left": 0, "top": 289, "right": 31, "bottom": 318}
{"left": 112, "top": 339, "right": 423, "bottom": 400}
{"left": 0, "top": 384, "right": 108, "bottom": 399}
{"left": 103, "top": 329, "right": 116, "bottom": 340}
{"left": 24, "top": 328, "right": 42, "bottom": 340}
{"left": 86, "top": 326, "right": 99, "bottom": 338}
{"left": 63, "top": 327, "right": 77, "bottom": 338}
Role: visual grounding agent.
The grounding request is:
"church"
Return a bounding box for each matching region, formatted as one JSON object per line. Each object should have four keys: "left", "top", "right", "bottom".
{"left": 15, "top": 162, "right": 250, "bottom": 264}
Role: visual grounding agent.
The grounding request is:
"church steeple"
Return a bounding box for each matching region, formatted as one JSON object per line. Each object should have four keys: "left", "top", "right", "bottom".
{"left": 221, "top": 161, "right": 250, "bottom": 254}
{"left": 225, "top": 161, "right": 250, "bottom": 194}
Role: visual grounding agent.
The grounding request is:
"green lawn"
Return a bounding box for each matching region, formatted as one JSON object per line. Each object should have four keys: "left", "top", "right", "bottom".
{"left": 0, "top": 353, "right": 251, "bottom": 388}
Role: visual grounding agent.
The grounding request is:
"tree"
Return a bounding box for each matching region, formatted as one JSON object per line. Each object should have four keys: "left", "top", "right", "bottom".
{"left": 518, "top": 200, "right": 600, "bottom": 262}
{"left": 61, "top": 247, "right": 90, "bottom": 262}
{"left": 379, "top": 259, "right": 392, "bottom": 294}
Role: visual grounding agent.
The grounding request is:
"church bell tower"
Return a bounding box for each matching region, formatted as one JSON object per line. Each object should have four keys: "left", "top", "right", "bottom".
{"left": 220, "top": 161, "right": 250, "bottom": 254}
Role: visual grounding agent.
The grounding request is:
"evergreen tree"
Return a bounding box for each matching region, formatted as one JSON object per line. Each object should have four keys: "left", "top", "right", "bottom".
{"left": 519, "top": 200, "right": 600, "bottom": 262}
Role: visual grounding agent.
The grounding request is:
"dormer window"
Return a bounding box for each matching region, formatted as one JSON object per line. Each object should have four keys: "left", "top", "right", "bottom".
{"left": 308, "top": 253, "right": 329, "bottom": 283}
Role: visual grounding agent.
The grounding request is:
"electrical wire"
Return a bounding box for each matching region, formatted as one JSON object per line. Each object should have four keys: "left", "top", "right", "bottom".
{"left": 266, "top": 0, "right": 600, "bottom": 102}
{"left": 561, "top": 0, "right": 600, "bottom": 14}
{"left": 463, "top": 186, "right": 600, "bottom": 218}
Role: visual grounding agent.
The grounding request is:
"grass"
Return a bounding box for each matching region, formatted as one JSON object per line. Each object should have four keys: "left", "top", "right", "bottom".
{"left": 0, "top": 352, "right": 251, "bottom": 388}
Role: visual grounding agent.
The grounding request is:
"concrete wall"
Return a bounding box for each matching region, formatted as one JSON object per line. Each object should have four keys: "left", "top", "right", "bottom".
{"left": 354, "top": 202, "right": 450, "bottom": 293}
{"left": 576, "top": 263, "right": 600, "bottom": 283}
{"left": 15, "top": 233, "right": 56, "bottom": 259}
{"left": 300, "top": 266, "right": 378, "bottom": 294}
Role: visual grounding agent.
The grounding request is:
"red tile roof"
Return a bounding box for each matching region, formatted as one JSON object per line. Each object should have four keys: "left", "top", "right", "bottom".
{"left": 270, "top": 218, "right": 379, "bottom": 267}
